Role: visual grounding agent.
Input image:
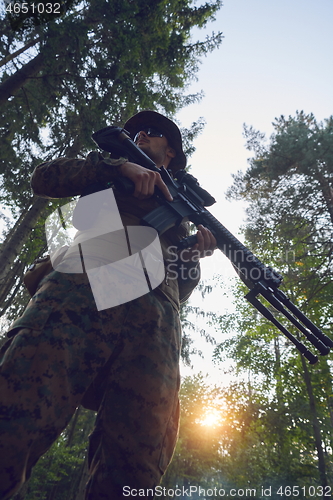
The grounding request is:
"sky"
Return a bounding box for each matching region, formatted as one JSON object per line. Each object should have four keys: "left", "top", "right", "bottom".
{"left": 176, "top": 0, "right": 333, "bottom": 382}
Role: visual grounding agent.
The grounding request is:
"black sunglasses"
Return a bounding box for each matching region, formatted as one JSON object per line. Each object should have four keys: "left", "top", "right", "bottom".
{"left": 134, "top": 127, "right": 164, "bottom": 142}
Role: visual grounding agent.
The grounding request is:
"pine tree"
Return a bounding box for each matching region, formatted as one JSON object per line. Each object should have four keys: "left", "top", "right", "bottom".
{"left": 0, "top": 0, "right": 224, "bottom": 321}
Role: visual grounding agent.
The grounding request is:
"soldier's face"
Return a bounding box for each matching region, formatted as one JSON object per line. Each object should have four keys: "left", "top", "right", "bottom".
{"left": 134, "top": 130, "right": 175, "bottom": 168}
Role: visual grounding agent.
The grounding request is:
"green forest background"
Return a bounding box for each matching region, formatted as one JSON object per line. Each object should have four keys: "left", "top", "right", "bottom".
{"left": 0, "top": 0, "right": 332, "bottom": 498}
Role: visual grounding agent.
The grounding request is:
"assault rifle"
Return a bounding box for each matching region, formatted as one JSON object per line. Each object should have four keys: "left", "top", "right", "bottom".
{"left": 91, "top": 126, "right": 333, "bottom": 364}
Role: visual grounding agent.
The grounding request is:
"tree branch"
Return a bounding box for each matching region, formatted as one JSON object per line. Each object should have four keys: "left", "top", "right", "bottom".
{"left": 0, "top": 36, "right": 41, "bottom": 69}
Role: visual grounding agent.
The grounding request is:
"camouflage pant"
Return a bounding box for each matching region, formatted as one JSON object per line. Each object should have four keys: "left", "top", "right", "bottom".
{"left": 0, "top": 270, "right": 181, "bottom": 499}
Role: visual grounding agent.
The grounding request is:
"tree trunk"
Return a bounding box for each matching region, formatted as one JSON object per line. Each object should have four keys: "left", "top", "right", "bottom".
{"left": 316, "top": 172, "right": 333, "bottom": 227}
{"left": 0, "top": 51, "right": 45, "bottom": 106}
{"left": 300, "top": 354, "right": 328, "bottom": 488}
{"left": 0, "top": 37, "right": 41, "bottom": 69}
{"left": 67, "top": 407, "right": 81, "bottom": 448}
{"left": 0, "top": 197, "right": 49, "bottom": 285}
{"left": 75, "top": 454, "right": 89, "bottom": 500}
{"left": 273, "top": 336, "right": 292, "bottom": 481}
{"left": 0, "top": 137, "right": 85, "bottom": 312}
{"left": 0, "top": 259, "right": 24, "bottom": 307}
{"left": 12, "top": 480, "right": 30, "bottom": 500}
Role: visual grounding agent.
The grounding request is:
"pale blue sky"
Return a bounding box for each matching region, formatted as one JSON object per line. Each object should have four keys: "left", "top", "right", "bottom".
{"left": 178, "top": 0, "right": 333, "bottom": 206}
{"left": 178, "top": 0, "right": 333, "bottom": 379}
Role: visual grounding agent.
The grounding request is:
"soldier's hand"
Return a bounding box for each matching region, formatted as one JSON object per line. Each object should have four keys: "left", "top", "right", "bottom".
{"left": 179, "top": 225, "right": 217, "bottom": 262}
{"left": 120, "top": 162, "right": 173, "bottom": 201}
{"left": 194, "top": 225, "right": 216, "bottom": 258}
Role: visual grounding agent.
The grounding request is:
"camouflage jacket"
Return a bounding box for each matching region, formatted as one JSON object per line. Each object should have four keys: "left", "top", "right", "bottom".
{"left": 30, "top": 151, "right": 200, "bottom": 311}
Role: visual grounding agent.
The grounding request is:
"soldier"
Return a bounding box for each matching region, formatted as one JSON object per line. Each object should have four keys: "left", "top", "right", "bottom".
{"left": 0, "top": 111, "right": 216, "bottom": 499}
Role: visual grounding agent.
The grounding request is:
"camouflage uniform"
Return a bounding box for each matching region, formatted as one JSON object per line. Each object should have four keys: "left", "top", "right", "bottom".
{"left": 0, "top": 152, "right": 200, "bottom": 499}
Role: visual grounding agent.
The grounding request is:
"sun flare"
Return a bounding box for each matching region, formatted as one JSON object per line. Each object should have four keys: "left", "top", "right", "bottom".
{"left": 199, "top": 408, "right": 222, "bottom": 427}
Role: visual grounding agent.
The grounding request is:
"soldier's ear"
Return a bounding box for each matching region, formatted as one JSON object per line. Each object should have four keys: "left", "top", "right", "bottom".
{"left": 166, "top": 147, "right": 176, "bottom": 159}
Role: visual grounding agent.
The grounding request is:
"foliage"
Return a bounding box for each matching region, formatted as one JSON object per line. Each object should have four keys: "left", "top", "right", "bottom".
{"left": 0, "top": 0, "right": 223, "bottom": 211}
{"left": 229, "top": 111, "right": 333, "bottom": 245}
{"left": 180, "top": 280, "right": 217, "bottom": 366}
{"left": 162, "top": 373, "right": 331, "bottom": 499}
{"left": 26, "top": 439, "right": 85, "bottom": 498}
{"left": 228, "top": 111, "right": 333, "bottom": 333}
{"left": 213, "top": 111, "right": 333, "bottom": 489}
{"left": 18, "top": 407, "right": 96, "bottom": 500}
{"left": 162, "top": 373, "right": 231, "bottom": 496}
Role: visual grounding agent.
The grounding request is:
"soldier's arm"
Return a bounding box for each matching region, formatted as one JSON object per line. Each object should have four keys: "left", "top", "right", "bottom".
{"left": 31, "top": 151, "right": 127, "bottom": 198}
